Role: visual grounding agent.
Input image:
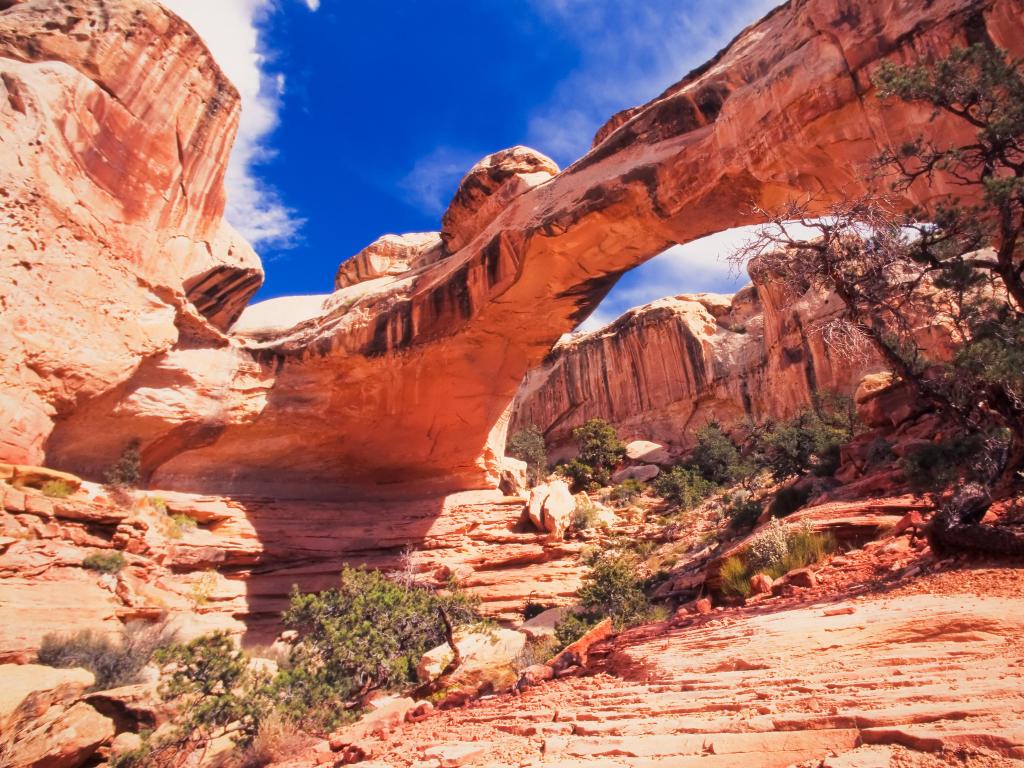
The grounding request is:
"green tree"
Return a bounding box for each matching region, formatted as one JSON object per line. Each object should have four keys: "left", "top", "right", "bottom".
{"left": 732, "top": 45, "right": 1024, "bottom": 554}
{"left": 275, "top": 565, "right": 479, "bottom": 728}
{"left": 506, "top": 426, "right": 548, "bottom": 484}
{"left": 689, "top": 422, "right": 752, "bottom": 484}
{"left": 563, "top": 419, "right": 626, "bottom": 489}
{"left": 653, "top": 465, "right": 716, "bottom": 509}
{"left": 748, "top": 404, "right": 851, "bottom": 482}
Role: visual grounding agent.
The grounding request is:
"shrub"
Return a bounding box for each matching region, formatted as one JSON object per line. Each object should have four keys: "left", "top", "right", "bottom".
{"left": 82, "top": 550, "right": 126, "bottom": 574}
{"left": 782, "top": 523, "right": 835, "bottom": 574}
{"left": 275, "top": 565, "right": 480, "bottom": 729}
{"left": 38, "top": 621, "right": 175, "bottom": 690}
{"left": 576, "top": 554, "right": 652, "bottom": 630}
{"left": 41, "top": 479, "right": 74, "bottom": 498}
{"left": 719, "top": 556, "right": 751, "bottom": 599}
{"left": 556, "top": 459, "right": 601, "bottom": 493}
{"left": 723, "top": 490, "right": 762, "bottom": 530}
{"left": 749, "top": 401, "right": 854, "bottom": 481}
{"left": 899, "top": 435, "right": 989, "bottom": 493}
{"left": 745, "top": 519, "right": 790, "bottom": 574}
{"left": 169, "top": 513, "right": 197, "bottom": 538}
{"left": 105, "top": 441, "right": 142, "bottom": 489}
{"left": 554, "top": 612, "right": 598, "bottom": 649}
{"left": 506, "top": 426, "right": 548, "bottom": 485}
{"left": 513, "top": 636, "right": 560, "bottom": 671}
{"left": 570, "top": 495, "right": 600, "bottom": 531}
{"left": 155, "top": 632, "right": 268, "bottom": 749}
{"left": 609, "top": 478, "right": 645, "bottom": 505}
{"left": 689, "top": 423, "right": 751, "bottom": 484}
{"left": 654, "top": 466, "right": 716, "bottom": 509}
{"left": 565, "top": 419, "right": 626, "bottom": 489}
{"left": 237, "top": 711, "right": 313, "bottom": 768}
{"left": 866, "top": 438, "right": 896, "bottom": 466}
{"left": 767, "top": 485, "right": 810, "bottom": 519}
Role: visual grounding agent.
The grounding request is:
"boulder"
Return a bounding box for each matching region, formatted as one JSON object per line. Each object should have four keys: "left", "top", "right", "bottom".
{"left": 749, "top": 573, "right": 774, "bottom": 595}
{"left": 331, "top": 697, "right": 417, "bottom": 745}
{"left": 527, "top": 481, "right": 575, "bottom": 537}
{"left": 441, "top": 146, "right": 558, "bottom": 253}
{"left": 625, "top": 441, "right": 671, "bottom": 465}
{"left": 416, "top": 628, "right": 528, "bottom": 693}
{"left": 519, "top": 606, "right": 570, "bottom": 640}
{"left": 855, "top": 373, "right": 918, "bottom": 429}
{"left": 6, "top": 701, "right": 115, "bottom": 768}
{"left": 496, "top": 456, "right": 529, "bottom": 497}
{"left": 8, "top": 466, "right": 83, "bottom": 493}
{"left": 611, "top": 464, "right": 660, "bottom": 484}
{"left": 549, "top": 618, "right": 613, "bottom": 671}
{"left": 334, "top": 232, "right": 444, "bottom": 290}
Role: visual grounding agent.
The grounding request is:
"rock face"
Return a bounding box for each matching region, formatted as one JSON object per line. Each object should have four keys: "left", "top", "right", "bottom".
{"left": 4, "top": 0, "right": 1019, "bottom": 495}
{"left": 511, "top": 281, "right": 882, "bottom": 455}
{"left": 0, "top": 0, "right": 261, "bottom": 468}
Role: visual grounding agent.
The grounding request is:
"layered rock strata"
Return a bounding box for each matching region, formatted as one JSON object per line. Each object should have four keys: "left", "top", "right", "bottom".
{"left": 4, "top": 0, "right": 1021, "bottom": 494}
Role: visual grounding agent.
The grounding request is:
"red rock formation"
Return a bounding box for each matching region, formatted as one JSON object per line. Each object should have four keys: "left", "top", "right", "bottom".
{"left": 510, "top": 278, "right": 886, "bottom": 456}
{"left": 0, "top": 0, "right": 261, "bottom": 467}
{"left": 4, "top": 0, "right": 1023, "bottom": 495}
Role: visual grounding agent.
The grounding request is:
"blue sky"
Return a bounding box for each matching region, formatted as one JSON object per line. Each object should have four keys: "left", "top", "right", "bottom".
{"left": 164, "top": 0, "right": 779, "bottom": 330}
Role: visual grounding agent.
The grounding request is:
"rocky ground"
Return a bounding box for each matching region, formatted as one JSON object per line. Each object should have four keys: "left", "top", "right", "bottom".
{"left": 289, "top": 555, "right": 1024, "bottom": 768}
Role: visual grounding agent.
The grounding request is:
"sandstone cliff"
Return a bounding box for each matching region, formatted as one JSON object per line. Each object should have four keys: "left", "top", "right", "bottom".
{"left": 5, "top": 0, "right": 1021, "bottom": 496}
{"left": 510, "top": 276, "right": 878, "bottom": 457}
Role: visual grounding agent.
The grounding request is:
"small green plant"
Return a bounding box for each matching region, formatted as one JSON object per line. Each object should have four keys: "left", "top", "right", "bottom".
{"left": 745, "top": 518, "right": 790, "bottom": 574}
{"left": 723, "top": 490, "right": 762, "bottom": 530}
{"left": 899, "top": 435, "right": 988, "bottom": 493}
{"left": 560, "top": 419, "right": 626, "bottom": 490}
{"left": 553, "top": 612, "right": 598, "bottom": 649}
{"left": 748, "top": 398, "right": 855, "bottom": 481}
{"left": 781, "top": 522, "right": 835, "bottom": 574}
{"left": 719, "top": 556, "right": 752, "bottom": 599}
{"left": 609, "top": 478, "right": 645, "bottom": 505}
{"left": 105, "top": 441, "right": 142, "bottom": 489}
{"left": 149, "top": 496, "right": 168, "bottom": 512}
{"left": 513, "top": 636, "right": 560, "bottom": 670}
{"left": 82, "top": 550, "right": 126, "bottom": 574}
{"left": 188, "top": 570, "right": 217, "bottom": 609}
{"left": 506, "top": 426, "right": 548, "bottom": 485}
{"left": 570, "top": 495, "right": 600, "bottom": 531}
{"left": 38, "top": 621, "right": 175, "bottom": 690}
{"left": 169, "top": 513, "right": 197, "bottom": 538}
{"left": 767, "top": 485, "right": 810, "bottom": 519}
{"left": 41, "top": 479, "right": 74, "bottom": 498}
{"left": 155, "top": 632, "right": 269, "bottom": 750}
{"left": 654, "top": 466, "right": 716, "bottom": 510}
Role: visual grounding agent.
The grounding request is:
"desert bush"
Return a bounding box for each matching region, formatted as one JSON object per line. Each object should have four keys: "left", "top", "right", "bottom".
{"left": 105, "top": 441, "right": 142, "bottom": 488}
{"left": 155, "top": 632, "right": 269, "bottom": 750}
{"left": 690, "top": 423, "right": 752, "bottom": 484}
{"left": 41, "top": 479, "right": 74, "bottom": 498}
{"left": 719, "top": 556, "right": 752, "bottom": 599}
{"left": 609, "top": 478, "right": 645, "bottom": 505}
{"left": 866, "top": 438, "right": 896, "bottom": 466}
{"left": 168, "top": 513, "right": 197, "bottom": 538}
{"left": 553, "top": 612, "right": 597, "bottom": 650}
{"left": 513, "top": 636, "right": 560, "bottom": 671}
{"left": 236, "top": 711, "right": 313, "bottom": 768}
{"left": 82, "top": 550, "right": 126, "bottom": 574}
{"left": 654, "top": 466, "right": 716, "bottom": 510}
{"left": 560, "top": 419, "right": 626, "bottom": 490}
{"left": 274, "top": 565, "right": 480, "bottom": 729}
{"left": 745, "top": 519, "right": 790, "bottom": 574}
{"left": 38, "top": 621, "right": 175, "bottom": 690}
{"left": 570, "top": 496, "right": 600, "bottom": 531}
{"left": 767, "top": 484, "right": 810, "bottom": 519}
{"left": 900, "top": 434, "right": 990, "bottom": 493}
{"left": 723, "top": 490, "right": 762, "bottom": 530}
{"left": 576, "top": 554, "right": 652, "bottom": 629}
{"left": 506, "top": 426, "right": 548, "bottom": 485}
{"left": 749, "top": 400, "right": 854, "bottom": 481}
{"left": 781, "top": 523, "right": 835, "bottom": 574}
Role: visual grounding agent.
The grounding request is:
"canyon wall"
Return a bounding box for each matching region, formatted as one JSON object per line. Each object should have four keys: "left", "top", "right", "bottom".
{"left": 2, "top": 0, "right": 1022, "bottom": 497}
{"left": 510, "top": 278, "right": 879, "bottom": 457}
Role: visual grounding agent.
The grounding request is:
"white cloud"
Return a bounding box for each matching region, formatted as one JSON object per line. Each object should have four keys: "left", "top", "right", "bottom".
{"left": 304, "top": 0, "right": 321, "bottom": 9}
{"left": 397, "top": 146, "right": 483, "bottom": 216}
{"left": 159, "top": 0, "right": 317, "bottom": 248}
{"left": 526, "top": 0, "right": 780, "bottom": 165}
{"left": 576, "top": 222, "right": 825, "bottom": 331}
